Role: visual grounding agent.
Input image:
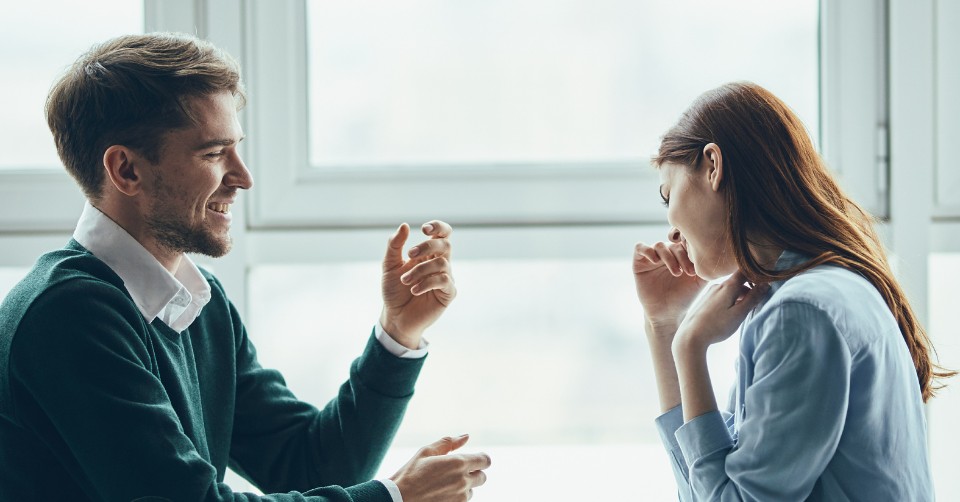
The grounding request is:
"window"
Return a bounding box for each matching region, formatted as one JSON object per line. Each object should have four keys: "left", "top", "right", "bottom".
{"left": 0, "top": 1, "right": 143, "bottom": 170}
{"left": 246, "top": 0, "right": 822, "bottom": 227}
{"left": 0, "top": 268, "right": 30, "bottom": 299}
{"left": 928, "top": 253, "right": 960, "bottom": 501}
{"left": 305, "top": 0, "right": 818, "bottom": 168}
{"left": 0, "top": 0, "right": 144, "bottom": 232}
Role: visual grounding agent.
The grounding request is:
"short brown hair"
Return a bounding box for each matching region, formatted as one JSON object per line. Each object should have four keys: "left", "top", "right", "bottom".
{"left": 45, "top": 32, "right": 246, "bottom": 201}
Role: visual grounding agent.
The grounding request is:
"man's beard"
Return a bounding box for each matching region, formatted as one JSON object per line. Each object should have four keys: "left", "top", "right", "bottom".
{"left": 145, "top": 191, "right": 232, "bottom": 258}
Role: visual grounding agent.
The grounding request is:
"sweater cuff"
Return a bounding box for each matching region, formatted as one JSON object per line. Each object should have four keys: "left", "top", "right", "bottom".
{"left": 353, "top": 329, "right": 426, "bottom": 398}
{"left": 379, "top": 478, "right": 403, "bottom": 502}
{"left": 675, "top": 410, "right": 734, "bottom": 469}
{"left": 344, "top": 479, "right": 393, "bottom": 502}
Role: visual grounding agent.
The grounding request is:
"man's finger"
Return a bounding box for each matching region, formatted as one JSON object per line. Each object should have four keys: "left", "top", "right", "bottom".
{"left": 420, "top": 434, "right": 469, "bottom": 457}
{"left": 408, "top": 237, "right": 451, "bottom": 259}
{"left": 383, "top": 223, "right": 410, "bottom": 271}
{"left": 422, "top": 220, "right": 453, "bottom": 238}
{"left": 468, "top": 469, "right": 489, "bottom": 488}
{"left": 462, "top": 452, "right": 492, "bottom": 472}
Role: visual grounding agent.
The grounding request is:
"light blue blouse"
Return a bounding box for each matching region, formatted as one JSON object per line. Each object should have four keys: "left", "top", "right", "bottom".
{"left": 655, "top": 250, "right": 933, "bottom": 501}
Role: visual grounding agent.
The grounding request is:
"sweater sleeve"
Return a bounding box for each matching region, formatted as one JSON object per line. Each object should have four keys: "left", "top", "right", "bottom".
{"left": 8, "top": 278, "right": 395, "bottom": 502}
{"left": 224, "top": 291, "right": 426, "bottom": 494}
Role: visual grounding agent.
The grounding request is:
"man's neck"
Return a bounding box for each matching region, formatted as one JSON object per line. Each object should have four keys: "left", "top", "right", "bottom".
{"left": 93, "top": 198, "right": 183, "bottom": 274}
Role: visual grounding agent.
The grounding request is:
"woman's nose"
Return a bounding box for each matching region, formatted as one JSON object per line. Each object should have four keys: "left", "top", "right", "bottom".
{"left": 667, "top": 227, "right": 682, "bottom": 243}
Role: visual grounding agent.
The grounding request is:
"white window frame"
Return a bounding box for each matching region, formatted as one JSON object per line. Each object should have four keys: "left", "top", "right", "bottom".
{"left": 243, "top": 0, "right": 669, "bottom": 229}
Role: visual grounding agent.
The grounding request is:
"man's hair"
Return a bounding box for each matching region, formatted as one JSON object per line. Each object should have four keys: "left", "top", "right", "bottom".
{"left": 45, "top": 32, "right": 245, "bottom": 201}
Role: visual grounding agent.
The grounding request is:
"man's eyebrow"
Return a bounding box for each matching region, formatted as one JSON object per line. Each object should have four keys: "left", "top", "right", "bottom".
{"left": 194, "top": 136, "right": 246, "bottom": 151}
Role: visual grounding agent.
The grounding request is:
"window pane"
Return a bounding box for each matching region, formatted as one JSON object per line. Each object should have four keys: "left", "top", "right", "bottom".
{"left": 0, "top": 268, "right": 30, "bottom": 299}
{"left": 247, "top": 259, "right": 740, "bottom": 498}
{"left": 306, "top": 0, "right": 818, "bottom": 167}
{"left": 928, "top": 253, "right": 960, "bottom": 500}
{"left": 0, "top": 1, "right": 143, "bottom": 170}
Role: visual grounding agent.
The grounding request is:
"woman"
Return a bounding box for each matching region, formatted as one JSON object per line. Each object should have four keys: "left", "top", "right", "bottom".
{"left": 634, "top": 82, "right": 950, "bottom": 501}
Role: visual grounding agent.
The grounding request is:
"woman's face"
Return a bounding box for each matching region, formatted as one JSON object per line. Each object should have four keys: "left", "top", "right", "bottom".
{"left": 658, "top": 147, "right": 737, "bottom": 280}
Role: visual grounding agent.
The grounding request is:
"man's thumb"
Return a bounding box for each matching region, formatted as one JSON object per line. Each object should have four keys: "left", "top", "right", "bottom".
{"left": 421, "top": 434, "right": 469, "bottom": 457}
{"left": 383, "top": 223, "right": 410, "bottom": 271}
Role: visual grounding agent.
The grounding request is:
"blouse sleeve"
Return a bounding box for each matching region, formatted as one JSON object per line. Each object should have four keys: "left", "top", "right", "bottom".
{"left": 674, "top": 301, "right": 851, "bottom": 501}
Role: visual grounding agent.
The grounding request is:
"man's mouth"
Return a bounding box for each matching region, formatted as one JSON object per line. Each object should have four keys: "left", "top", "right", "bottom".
{"left": 207, "top": 202, "right": 230, "bottom": 214}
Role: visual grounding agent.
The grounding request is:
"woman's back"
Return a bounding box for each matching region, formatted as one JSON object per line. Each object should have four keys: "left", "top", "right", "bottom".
{"left": 727, "top": 251, "right": 932, "bottom": 500}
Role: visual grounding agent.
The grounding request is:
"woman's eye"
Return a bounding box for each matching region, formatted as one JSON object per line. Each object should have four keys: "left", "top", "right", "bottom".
{"left": 660, "top": 193, "right": 670, "bottom": 208}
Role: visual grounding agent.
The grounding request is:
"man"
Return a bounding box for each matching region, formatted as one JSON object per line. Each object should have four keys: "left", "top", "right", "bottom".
{"left": 0, "top": 33, "right": 489, "bottom": 501}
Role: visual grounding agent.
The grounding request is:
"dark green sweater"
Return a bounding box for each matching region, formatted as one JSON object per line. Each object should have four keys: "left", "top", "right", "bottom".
{"left": 0, "top": 240, "right": 424, "bottom": 501}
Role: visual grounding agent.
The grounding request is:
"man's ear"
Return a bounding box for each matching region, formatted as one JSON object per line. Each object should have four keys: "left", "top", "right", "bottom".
{"left": 102, "top": 145, "right": 145, "bottom": 196}
{"left": 703, "top": 143, "right": 724, "bottom": 192}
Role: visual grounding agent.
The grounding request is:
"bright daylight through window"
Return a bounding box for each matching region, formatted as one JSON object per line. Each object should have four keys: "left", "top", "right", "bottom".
{"left": 306, "top": 0, "right": 818, "bottom": 168}
{"left": 0, "top": 1, "right": 143, "bottom": 170}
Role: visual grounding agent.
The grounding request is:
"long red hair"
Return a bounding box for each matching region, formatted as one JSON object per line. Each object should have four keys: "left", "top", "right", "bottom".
{"left": 653, "top": 82, "right": 953, "bottom": 402}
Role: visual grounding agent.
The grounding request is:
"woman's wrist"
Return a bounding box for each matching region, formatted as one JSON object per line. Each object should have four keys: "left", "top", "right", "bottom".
{"left": 644, "top": 317, "right": 680, "bottom": 341}
{"left": 671, "top": 328, "right": 710, "bottom": 361}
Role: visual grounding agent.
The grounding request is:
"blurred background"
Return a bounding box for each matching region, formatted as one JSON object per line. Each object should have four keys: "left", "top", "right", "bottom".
{"left": 0, "top": 0, "right": 957, "bottom": 499}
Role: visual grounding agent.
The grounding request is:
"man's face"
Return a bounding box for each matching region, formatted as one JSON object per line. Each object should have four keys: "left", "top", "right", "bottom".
{"left": 142, "top": 91, "right": 252, "bottom": 258}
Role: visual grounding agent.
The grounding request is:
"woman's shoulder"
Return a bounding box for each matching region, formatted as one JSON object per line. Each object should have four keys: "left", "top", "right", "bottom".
{"left": 746, "top": 262, "right": 899, "bottom": 350}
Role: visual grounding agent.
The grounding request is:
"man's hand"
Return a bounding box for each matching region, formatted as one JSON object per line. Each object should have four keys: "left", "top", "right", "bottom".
{"left": 390, "top": 435, "right": 491, "bottom": 502}
{"left": 380, "top": 221, "right": 456, "bottom": 349}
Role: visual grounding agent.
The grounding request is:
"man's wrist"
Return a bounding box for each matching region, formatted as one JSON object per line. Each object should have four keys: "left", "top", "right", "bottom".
{"left": 379, "top": 478, "right": 403, "bottom": 502}
{"left": 375, "top": 322, "right": 429, "bottom": 359}
{"left": 379, "top": 312, "right": 424, "bottom": 350}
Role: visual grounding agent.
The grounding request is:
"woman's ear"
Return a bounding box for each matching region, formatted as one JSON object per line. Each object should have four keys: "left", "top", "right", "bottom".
{"left": 102, "top": 145, "right": 144, "bottom": 196}
{"left": 703, "top": 143, "right": 724, "bottom": 192}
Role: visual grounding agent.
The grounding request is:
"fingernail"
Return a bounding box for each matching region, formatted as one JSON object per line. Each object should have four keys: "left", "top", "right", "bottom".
{"left": 423, "top": 223, "right": 434, "bottom": 234}
{"left": 408, "top": 247, "right": 420, "bottom": 257}
{"left": 401, "top": 274, "right": 410, "bottom": 284}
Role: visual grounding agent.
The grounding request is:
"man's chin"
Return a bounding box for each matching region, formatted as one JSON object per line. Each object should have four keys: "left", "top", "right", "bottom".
{"left": 177, "top": 233, "right": 232, "bottom": 259}
{"left": 194, "top": 237, "right": 232, "bottom": 258}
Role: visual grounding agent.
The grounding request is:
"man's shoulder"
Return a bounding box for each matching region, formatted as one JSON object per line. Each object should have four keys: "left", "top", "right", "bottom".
{"left": 3, "top": 242, "right": 124, "bottom": 307}
{"left": 0, "top": 243, "right": 133, "bottom": 339}
{"left": 0, "top": 243, "right": 140, "bottom": 414}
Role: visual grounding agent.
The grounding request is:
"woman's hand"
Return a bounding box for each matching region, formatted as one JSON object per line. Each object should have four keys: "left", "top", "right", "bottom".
{"left": 673, "top": 270, "right": 770, "bottom": 354}
{"left": 633, "top": 241, "right": 707, "bottom": 332}
{"left": 672, "top": 271, "right": 769, "bottom": 421}
{"left": 634, "top": 240, "right": 708, "bottom": 412}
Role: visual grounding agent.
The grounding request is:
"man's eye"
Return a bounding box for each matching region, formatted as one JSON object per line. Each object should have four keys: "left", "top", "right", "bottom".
{"left": 206, "top": 151, "right": 224, "bottom": 158}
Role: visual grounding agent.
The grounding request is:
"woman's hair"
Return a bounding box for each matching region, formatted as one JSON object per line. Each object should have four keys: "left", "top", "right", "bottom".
{"left": 46, "top": 32, "right": 246, "bottom": 202}
{"left": 653, "top": 81, "right": 953, "bottom": 402}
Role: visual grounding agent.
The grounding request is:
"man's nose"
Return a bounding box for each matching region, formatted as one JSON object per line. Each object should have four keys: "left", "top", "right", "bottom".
{"left": 667, "top": 227, "right": 682, "bottom": 243}
{"left": 225, "top": 150, "right": 254, "bottom": 190}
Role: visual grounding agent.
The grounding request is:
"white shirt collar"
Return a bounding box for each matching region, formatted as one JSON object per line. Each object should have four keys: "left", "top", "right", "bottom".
{"left": 72, "top": 201, "right": 212, "bottom": 332}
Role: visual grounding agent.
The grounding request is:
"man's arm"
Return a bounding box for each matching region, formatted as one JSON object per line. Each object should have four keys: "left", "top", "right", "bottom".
{"left": 232, "top": 220, "right": 489, "bottom": 502}
{"left": 10, "top": 279, "right": 388, "bottom": 502}
{"left": 227, "top": 319, "right": 425, "bottom": 492}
